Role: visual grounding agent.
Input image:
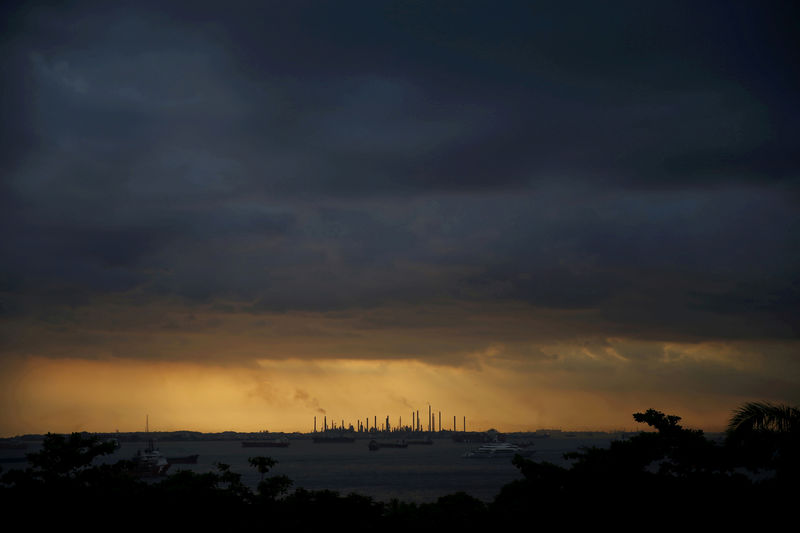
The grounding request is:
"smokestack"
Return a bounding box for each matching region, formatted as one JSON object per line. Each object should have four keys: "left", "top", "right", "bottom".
{"left": 438, "top": 411, "right": 441, "bottom": 432}
{"left": 416, "top": 410, "right": 419, "bottom": 431}
{"left": 428, "top": 405, "right": 431, "bottom": 432}
{"left": 324, "top": 416, "right": 327, "bottom": 431}
{"left": 463, "top": 416, "right": 466, "bottom": 432}
{"left": 454, "top": 416, "right": 456, "bottom": 432}
{"left": 314, "top": 416, "right": 317, "bottom": 433}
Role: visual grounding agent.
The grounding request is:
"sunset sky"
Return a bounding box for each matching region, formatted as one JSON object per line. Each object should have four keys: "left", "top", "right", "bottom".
{"left": 1, "top": 1, "right": 798, "bottom": 436}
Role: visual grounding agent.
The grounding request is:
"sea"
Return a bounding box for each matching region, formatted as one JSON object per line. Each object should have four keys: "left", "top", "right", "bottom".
{"left": 2, "top": 437, "right": 614, "bottom": 503}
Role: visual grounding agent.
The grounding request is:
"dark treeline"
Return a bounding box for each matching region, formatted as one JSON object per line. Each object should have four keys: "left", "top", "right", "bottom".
{"left": 2, "top": 403, "right": 796, "bottom": 530}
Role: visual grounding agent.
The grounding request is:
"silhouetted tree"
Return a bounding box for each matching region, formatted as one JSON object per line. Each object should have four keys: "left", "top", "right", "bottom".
{"left": 493, "top": 409, "right": 755, "bottom": 527}
{"left": 26, "top": 432, "right": 119, "bottom": 480}
{"left": 248, "top": 455, "right": 292, "bottom": 500}
{"left": 726, "top": 401, "right": 800, "bottom": 483}
{"left": 6, "top": 408, "right": 794, "bottom": 530}
{"left": 728, "top": 401, "right": 800, "bottom": 434}
{"left": 248, "top": 455, "right": 277, "bottom": 481}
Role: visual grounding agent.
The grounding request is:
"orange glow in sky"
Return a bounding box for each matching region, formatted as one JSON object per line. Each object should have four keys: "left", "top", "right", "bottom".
{"left": 3, "top": 335, "right": 789, "bottom": 436}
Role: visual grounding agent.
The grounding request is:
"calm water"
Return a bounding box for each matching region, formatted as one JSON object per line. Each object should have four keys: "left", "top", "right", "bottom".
{"left": 4, "top": 437, "right": 613, "bottom": 503}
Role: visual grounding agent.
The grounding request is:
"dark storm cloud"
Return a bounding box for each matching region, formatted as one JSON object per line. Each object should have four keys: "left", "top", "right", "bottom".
{"left": 1, "top": 1, "right": 798, "bottom": 342}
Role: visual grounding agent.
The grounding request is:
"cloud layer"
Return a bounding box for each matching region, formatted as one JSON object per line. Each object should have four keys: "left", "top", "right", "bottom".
{"left": 1, "top": 1, "right": 798, "bottom": 433}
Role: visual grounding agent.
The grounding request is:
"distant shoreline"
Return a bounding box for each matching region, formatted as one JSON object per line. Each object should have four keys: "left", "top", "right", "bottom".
{"left": 1, "top": 429, "right": 724, "bottom": 442}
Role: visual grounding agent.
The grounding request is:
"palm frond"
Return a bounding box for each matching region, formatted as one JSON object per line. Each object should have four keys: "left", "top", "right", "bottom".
{"left": 727, "top": 401, "right": 800, "bottom": 435}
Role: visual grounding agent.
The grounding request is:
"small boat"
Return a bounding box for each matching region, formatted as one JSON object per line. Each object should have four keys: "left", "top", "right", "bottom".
{"left": 132, "top": 440, "right": 170, "bottom": 476}
{"left": 131, "top": 416, "right": 170, "bottom": 477}
{"left": 463, "top": 442, "right": 533, "bottom": 458}
{"left": 368, "top": 439, "right": 380, "bottom": 451}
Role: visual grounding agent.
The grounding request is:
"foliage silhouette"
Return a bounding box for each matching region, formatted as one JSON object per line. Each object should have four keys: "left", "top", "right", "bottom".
{"left": 725, "top": 401, "right": 800, "bottom": 484}
{"left": 247, "top": 455, "right": 292, "bottom": 501}
{"left": 26, "top": 432, "right": 119, "bottom": 479}
{"left": 2, "top": 403, "right": 794, "bottom": 530}
{"left": 493, "top": 408, "right": 765, "bottom": 527}
{"left": 727, "top": 401, "right": 800, "bottom": 434}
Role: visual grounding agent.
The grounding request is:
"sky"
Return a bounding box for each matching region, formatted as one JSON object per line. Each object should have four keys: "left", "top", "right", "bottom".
{"left": 1, "top": 1, "right": 798, "bottom": 436}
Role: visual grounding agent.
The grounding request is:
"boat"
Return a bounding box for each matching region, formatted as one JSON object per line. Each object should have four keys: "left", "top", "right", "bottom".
{"left": 166, "top": 454, "right": 199, "bottom": 464}
{"left": 368, "top": 440, "right": 380, "bottom": 451}
{"left": 463, "top": 442, "right": 533, "bottom": 458}
{"left": 131, "top": 440, "right": 170, "bottom": 476}
{"left": 130, "top": 416, "right": 170, "bottom": 477}
{"left": 241, "top": 437, "right": 289, "bottom": 448}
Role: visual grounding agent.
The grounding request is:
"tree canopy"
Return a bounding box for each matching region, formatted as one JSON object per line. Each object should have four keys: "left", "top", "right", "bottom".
{"left": 1, "top": 402, "right": 795, "bottom": 530}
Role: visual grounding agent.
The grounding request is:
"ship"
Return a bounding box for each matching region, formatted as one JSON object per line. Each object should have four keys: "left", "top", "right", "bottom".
{"left": 131, "top": 440, "right": 170, "bottom": 476}
{"left": 130, "top": 415, "right": 170, "bottom": 477}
